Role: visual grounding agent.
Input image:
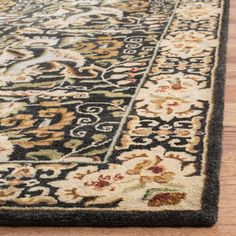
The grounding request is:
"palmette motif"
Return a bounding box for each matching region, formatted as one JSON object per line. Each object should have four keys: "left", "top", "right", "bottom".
{"left": 0, "top": 0, "right": 223, "bottom": 211}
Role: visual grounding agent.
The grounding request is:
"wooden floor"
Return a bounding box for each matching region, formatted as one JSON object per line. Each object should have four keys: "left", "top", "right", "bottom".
{"left": 0, "top": 1, "right": 235, "bottom": 235}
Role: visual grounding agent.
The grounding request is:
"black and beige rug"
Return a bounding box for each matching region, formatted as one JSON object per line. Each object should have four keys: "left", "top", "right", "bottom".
{"left": 0, "top": 0, "right": 229, "bottom": 226}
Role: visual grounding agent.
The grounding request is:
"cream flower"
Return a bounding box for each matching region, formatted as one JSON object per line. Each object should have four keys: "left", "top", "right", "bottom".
{"left": 177, "top": 3, "right": 221, "bottom": 21}
{"left": 162, "top": 31, "right": 217, "bottom": 58}
{"left": 0, "top": 102, "right": 27, "bottom": 118}
{"left": 0, "top": 135, "right": 14, "bottom": 161}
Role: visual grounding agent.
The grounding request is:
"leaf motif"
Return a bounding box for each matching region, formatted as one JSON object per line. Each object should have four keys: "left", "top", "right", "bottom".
{"left": 148, "top": 192, "right": 186, "bottom": 207}
{"left": 154, "top": 172, "right": 175, "bottom": 183}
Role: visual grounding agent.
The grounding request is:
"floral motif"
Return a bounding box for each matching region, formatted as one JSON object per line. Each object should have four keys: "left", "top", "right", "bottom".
{"left": 48, "top": 146, "right": 197, "bottom": 207}
{"left": 0, "top": 135, "right": 14, "bottom": 161}
{"left": 177, "top": 2, "right": 221, "bottom": 21}
{"left": 0, "top": 102, "right": 27, "bottom": 118}
{"left": 162, "top": 31, "right": 217, "bottom": 58}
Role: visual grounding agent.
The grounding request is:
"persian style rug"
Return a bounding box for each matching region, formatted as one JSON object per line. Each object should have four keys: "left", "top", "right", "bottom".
{"left": 0, "top": 0, "right": 229, "bottom": 226}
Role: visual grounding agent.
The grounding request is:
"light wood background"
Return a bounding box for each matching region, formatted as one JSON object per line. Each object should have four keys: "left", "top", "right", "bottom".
{"left": 0, "top": 1, "right": 235, "bottom": 235}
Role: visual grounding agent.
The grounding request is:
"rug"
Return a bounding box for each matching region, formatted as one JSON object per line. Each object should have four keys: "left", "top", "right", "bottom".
{"left": 0, "top": 0, "right": 229, "bottom": 226}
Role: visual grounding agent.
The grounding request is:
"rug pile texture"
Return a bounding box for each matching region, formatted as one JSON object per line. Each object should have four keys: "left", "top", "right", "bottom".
{"left": 0, "top": 0, "right": 228, "bottom": 226}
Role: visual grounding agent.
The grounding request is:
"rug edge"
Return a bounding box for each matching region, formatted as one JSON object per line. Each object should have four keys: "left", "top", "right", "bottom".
{"left": 200, "top": 0, "right": 230, "bottom": 226}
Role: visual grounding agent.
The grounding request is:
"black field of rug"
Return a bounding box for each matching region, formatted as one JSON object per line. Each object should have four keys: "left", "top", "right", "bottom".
{"left": 0, "top": 0, "right": 229, "bottom": 226}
